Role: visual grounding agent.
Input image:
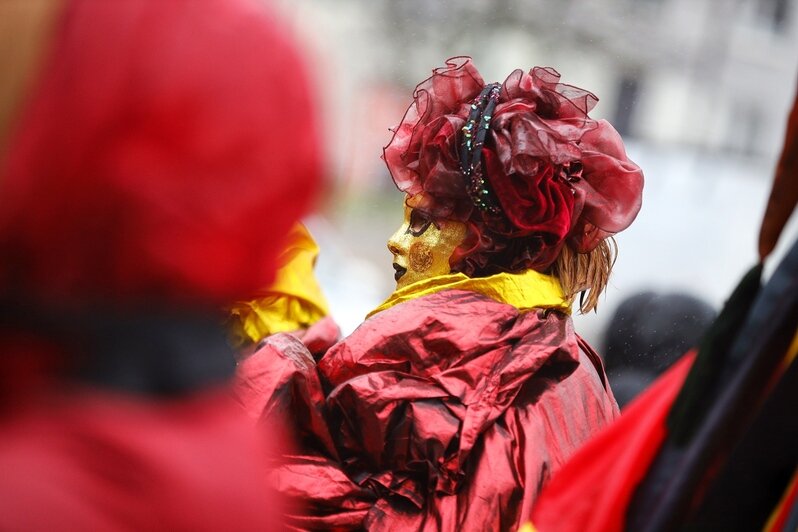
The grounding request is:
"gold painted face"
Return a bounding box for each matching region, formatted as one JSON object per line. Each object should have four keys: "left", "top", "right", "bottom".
{"left": 387, "top": 195, "right": 467, "bottom": 289}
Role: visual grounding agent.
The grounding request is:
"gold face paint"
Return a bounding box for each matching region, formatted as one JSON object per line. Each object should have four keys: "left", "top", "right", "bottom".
{"left": 387, "top": 195, "right": 467, "bottom": 289}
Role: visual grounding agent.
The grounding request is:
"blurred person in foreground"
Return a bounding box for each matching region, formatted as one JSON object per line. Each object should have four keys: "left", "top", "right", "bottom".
{"left": 236, "top": 57, "right": 643, "bottom": 530}
{"left": 603, "top": 291, "right": 716, "bottom": 408}
{"left": 0, "top": 0, "right": 320, "bottom": 528}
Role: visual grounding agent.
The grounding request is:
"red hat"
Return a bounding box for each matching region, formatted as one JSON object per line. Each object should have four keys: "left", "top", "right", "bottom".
{"left": 384, "top": 57, "right": 643, "bottom": 275}
{"left": 0, "top": 0, "right": 321, "bottom": 309}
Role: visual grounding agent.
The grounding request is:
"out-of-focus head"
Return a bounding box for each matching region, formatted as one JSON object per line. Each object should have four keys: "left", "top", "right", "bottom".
{"left": 603, "top": 291, "right": 716, "bottom": 407}
{"left": 383, "top": 57, "right": 643, "bottom": 309}
{"left": 387, "top": 194, "right": 467, "bottom": 289}
{"left": 0, "top": 0, "right": 321, "bottom": 313}
{"left": 604, "top": 292, "right": 717, "bottom": 374}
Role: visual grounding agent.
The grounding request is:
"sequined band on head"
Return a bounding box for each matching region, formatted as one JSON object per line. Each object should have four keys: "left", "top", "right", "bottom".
{"left": 459, "top": 83, "right": 502, "bottom": 215}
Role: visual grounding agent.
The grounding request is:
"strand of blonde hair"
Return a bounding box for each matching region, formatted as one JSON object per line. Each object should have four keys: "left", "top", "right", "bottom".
{"left": 552, "top": 238, "right": 617, "bottom": 314}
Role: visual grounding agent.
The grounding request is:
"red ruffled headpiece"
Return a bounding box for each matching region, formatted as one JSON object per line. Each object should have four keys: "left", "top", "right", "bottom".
{"left": 383, "top": 57, "right": 643, "bottom": 274}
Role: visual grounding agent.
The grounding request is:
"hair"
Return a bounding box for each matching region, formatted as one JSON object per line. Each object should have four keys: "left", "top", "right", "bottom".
{"left": 446, "top": 221, "right": 617, "bottom": 314}
{"left": 551, "top": 237, "right": 617, "bottom": 314}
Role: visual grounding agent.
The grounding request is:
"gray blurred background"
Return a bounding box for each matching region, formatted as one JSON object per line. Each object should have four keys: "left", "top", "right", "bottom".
{"left": 272, "top": 0, "right": 798, "bottom": 342}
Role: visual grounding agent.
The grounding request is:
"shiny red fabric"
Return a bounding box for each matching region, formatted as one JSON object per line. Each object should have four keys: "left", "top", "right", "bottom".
{"left": 530, "top": 352, "right": 696, "bottom": 532}
{"left": 0, "top": 0, "right": 321, "bottom": 308}
{"left": 237, "top": 290, "right": 618, "bottom": 530}
{"left": 0, "top": 381, "right": 281, "bottom": 531}
{"left": 383, "top": 57, "right": 643, "bottom": 274}
{"left": 294, "top": 315, "right": 343, "bottom": 359}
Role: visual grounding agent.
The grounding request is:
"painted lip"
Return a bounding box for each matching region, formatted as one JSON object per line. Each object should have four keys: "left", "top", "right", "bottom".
{"left": 393, "top": 263, "right": 407, "bottom": 282}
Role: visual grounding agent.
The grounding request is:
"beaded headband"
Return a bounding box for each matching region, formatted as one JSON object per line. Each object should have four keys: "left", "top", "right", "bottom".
{"left": 459, "top": 83, "right": 502, "bottom": 215}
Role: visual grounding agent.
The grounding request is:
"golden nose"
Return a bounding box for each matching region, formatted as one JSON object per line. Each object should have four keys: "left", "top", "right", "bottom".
{"left": 387, "top": 225, "right": 406, "bottom": 256}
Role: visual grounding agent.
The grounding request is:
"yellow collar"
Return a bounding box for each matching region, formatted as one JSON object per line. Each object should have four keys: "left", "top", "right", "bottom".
{"left": 368, "top": 270, "right": 571, "bottom": 318}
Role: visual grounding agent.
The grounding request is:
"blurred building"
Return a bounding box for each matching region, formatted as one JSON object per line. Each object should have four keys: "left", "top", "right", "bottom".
{"left": 271, "top": 0, "right": 798, "bottom": 337}
{"left": 276, "top": 0, "right": 797, "bottom": 169}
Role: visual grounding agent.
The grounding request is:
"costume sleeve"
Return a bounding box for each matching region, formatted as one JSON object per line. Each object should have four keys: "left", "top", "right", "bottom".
{"left": 234, "top": 333, "right": 374, "bottom": 528}
{"left": 235, "top": 333, "right": 336, "bottom": 455}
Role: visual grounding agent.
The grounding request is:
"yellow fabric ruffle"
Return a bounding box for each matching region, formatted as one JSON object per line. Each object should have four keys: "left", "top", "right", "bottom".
{"left": 230, "top": 223, "right": 328, "bottom": 346}
{"left": 368, "top": 269, "right": 570, "bottom": 318}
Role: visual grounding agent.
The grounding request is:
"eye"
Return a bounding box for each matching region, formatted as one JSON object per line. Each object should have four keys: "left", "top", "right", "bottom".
{"left": 408, "top": 209, "right": 432, "bottom": 237}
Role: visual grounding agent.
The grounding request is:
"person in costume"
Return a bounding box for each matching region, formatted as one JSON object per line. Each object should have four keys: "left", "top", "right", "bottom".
{"left": 0, "top": 0, "right": 320, "bottom": 528}
{"left": 236, "top": 56, "right": 643, "bottom": 530}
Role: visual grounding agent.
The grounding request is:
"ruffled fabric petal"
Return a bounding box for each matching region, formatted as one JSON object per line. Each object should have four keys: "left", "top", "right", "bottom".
{"left": 383, "top": 57, "right": 484, "bottom": 221}
{"left": 568, "top": 120, "right": 645, "bottom": 252}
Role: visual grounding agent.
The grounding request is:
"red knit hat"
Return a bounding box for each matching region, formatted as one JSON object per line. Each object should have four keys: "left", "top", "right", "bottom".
{"left": 0, "top": 0, "right": 321, "bottom": 309}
